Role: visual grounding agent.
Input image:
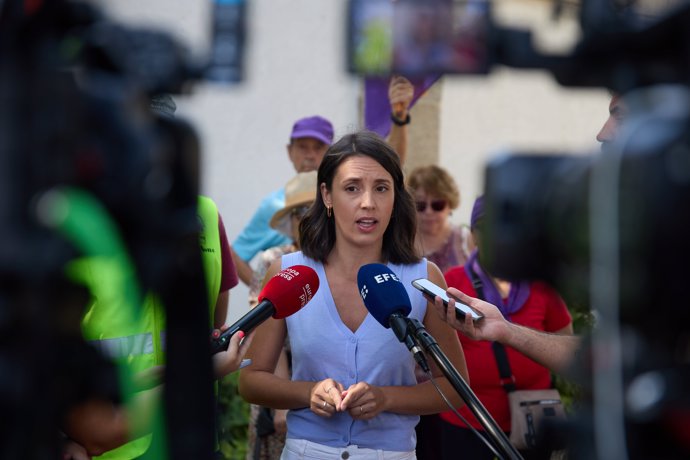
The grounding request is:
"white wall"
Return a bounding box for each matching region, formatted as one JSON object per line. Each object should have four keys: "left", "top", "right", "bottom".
{"left": 101, "top": 0, "right": 360, "bottom": 322}
{"left": 99, "top": 0, "right": 611, "bottom": 322}
{"left": 439, "top": 69, "right": 609, "bottom": 227}
{"left": 437, "top": 0, "right": 611, "bottom": 227}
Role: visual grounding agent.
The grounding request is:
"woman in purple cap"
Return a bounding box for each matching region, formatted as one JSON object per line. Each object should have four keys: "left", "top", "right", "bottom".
{"left": 437, "top": 196, "right": 573, "bottom": 460}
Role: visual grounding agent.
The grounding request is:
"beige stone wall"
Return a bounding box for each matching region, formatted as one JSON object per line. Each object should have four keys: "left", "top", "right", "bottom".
{"left": 405, "top": 83, "right": 443, "bottom": 172}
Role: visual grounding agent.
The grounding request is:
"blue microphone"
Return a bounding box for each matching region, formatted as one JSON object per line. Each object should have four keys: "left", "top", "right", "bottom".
{"left": 357, "top": 263, "right": 429, "bottom": 372}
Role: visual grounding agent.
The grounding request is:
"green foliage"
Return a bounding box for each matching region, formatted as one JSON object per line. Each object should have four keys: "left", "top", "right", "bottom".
{"left": 554, "top": 291, "right": 594, "bottom": 414}
{"left": 553, "top": 372, "right": 585, "bottom": 414}
{"left": 217, "top": 372, "right": 250, "bottom": 460}
{"left": 568, "top": 301, "right": 596, "bottom": 335}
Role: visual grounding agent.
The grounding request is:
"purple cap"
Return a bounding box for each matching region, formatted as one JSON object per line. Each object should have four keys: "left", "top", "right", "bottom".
{"left": 290, "top": 116, "right": 334, "bottom": 145}
{"left": 470, "top": 195, "right": 484, "bottom": 229}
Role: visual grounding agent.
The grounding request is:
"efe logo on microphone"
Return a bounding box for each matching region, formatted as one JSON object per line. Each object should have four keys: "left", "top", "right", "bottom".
{"left": 374, "top": 273, "right": 400, "bottom": 283}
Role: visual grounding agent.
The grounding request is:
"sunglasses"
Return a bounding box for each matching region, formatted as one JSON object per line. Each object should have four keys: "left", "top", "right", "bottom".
{"left": 416, "top": 200, "right": 448, "bottom": 213}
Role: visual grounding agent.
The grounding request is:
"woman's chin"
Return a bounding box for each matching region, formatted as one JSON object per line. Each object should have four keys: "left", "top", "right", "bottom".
{"left": 419, "top": 222, "right": 443, "bottom": 236}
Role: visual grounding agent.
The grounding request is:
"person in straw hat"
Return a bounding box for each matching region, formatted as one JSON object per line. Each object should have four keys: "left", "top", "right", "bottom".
{"left": 245, "top": 171, "right": 317, "bottom": 460}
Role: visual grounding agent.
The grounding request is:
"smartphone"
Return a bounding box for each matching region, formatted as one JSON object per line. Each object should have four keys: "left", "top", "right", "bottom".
{"left": 412, "top": 278, "right": 483, "bottom": 322}
{"left": 347, "top": 0, "right": 492, "bottom": 76}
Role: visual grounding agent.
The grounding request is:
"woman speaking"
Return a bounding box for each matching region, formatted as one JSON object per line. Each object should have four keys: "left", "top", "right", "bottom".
{"left": 239, "top": 131, "right": 467, "bottom": 460}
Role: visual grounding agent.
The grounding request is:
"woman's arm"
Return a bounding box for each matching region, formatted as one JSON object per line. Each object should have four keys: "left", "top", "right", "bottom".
{"left": 238, "top": 259, "right": 317, "bottom": 410}
{"left": 230, "top": 246, "right": 254, "bottom": 286}
{"left": 213, "top": 290, "right": 229, "bottom": 330}
{"left": 272, "top": 348, "right": 291, "bottom": 434}
{"left": 63, "top": 385, "right": 162, "bottom": 457}
{"left": 386, "top": 76, "right": 413, "bottom": 164}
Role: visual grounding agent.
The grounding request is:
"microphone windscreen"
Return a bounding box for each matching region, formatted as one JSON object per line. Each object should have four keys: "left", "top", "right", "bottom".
{"left": 258, "top": 265, "right": 319, "bottom": 319}
{"left": 357, "top": 263, "right": 411, "bottom": 328}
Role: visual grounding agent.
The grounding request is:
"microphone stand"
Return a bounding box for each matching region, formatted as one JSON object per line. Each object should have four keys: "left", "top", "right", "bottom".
{"left": 405, "top": 318, "right": 523, "bottom": 460}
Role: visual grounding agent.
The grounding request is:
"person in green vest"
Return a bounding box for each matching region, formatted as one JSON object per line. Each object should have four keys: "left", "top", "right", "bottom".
{"left": 61, "top": 96, "right": 248, "bottom": 459}
{"left": 63, "top": 194, "right": 248, "bottom": 459}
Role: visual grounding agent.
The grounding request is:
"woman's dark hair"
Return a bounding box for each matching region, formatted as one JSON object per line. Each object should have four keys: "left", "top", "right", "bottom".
{"left": 299, "top": 130, "right": 420, "bottom": 264}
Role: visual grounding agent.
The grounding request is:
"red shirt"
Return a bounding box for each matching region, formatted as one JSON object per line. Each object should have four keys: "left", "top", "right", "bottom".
{"left": 440, "top": 266, "right": 572, "bottom": 431}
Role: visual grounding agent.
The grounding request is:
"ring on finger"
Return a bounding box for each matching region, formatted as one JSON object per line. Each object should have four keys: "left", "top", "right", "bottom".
{"left": 359, "top": 406, "right": 364, "bottom": 414}
{"left": 322, "top": 401, "right": 327, "bottom": 409}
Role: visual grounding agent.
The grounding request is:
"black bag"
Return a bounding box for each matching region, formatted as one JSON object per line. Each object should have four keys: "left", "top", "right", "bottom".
{"left": 255, "top": 406, "right": 275, "bottom": 438}
{"left": 252, "top": 406, "right": 276, "bottom": 460}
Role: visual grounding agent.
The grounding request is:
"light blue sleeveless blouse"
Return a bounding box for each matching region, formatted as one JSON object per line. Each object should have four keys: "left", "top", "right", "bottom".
{"left": 282, "top": 251, "right": 428, "bottom": 452}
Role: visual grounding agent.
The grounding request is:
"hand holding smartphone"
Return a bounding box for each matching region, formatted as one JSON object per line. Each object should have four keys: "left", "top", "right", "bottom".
{"left": 412, "top": 278, "right": 483, "bottom": 322}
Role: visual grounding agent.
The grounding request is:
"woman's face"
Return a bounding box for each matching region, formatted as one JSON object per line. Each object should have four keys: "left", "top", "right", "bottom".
{"left": 321, "top": 155, "right": 395, "bottom": 250}
{"left": 414, "top": 187, "right": 451, "bottom": 236}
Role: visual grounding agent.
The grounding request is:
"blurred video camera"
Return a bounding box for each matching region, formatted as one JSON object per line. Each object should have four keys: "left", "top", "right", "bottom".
{"left": 349, "top": 1, "right": 690, "bottom": 459}
{"left": 482, "top": 5, "right": 690, "bottom": 457}
{"left": 0, "top": 0, "right": 244, "bottom": 458}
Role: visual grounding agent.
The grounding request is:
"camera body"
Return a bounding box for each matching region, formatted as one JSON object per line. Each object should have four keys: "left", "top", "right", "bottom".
{"left": 0, "top": 1, "right": 245, "bottom": 458}
{"left": 478, "top": 5, "right": 690, "bottom": 459}
{"left": 484, "top": 84, "right": 690, "bottom": 337}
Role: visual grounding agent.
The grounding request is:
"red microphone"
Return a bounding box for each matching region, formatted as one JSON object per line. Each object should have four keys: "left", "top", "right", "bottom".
{"left": 211, "top": 265, "right": 319, "bottom": 354}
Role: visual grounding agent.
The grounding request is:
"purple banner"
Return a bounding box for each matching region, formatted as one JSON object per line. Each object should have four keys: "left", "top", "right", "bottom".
{"left": 364, "top": 75, "right": 440, "bottom": 137}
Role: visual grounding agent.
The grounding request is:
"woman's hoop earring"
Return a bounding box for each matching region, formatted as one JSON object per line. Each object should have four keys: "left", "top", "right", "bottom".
{"left": 327, "top": 206, "right": 332, "bottom": 218}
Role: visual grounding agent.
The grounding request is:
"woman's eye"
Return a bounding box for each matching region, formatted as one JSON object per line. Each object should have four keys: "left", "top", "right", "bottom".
{"left": 345, "top": 185, "right": 357, "bottom": 192}
{"left": 376, "top": 185, "right": 389, "bottom": 192}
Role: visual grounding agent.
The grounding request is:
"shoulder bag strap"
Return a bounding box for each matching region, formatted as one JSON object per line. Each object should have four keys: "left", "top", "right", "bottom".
{"left": 467, "top": 263, "right": 517, "bottom": 393}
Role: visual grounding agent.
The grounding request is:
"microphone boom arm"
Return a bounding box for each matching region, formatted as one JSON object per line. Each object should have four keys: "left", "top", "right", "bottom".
{"left": 390, "top": 314, "right": 430, "bottom": 373}
{"left": 405, "top": 318, "right": 523, "bottom": 460}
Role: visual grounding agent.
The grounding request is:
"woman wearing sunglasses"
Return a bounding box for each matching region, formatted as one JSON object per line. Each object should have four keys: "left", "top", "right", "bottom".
{"left": 406, "top": 164, "right": 473, "bottom": 460}
{"left": 407, "top": 165, "right": 473, "bottom": 275}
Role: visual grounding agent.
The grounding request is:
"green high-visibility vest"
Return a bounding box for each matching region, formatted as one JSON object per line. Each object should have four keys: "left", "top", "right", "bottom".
{"left": 79, "top": 196, "right": 222, "bottom": 460}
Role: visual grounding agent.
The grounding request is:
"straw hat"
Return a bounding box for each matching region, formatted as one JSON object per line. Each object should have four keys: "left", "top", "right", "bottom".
{"left": 270, "top": 171, "right": 318, "bottom": 235}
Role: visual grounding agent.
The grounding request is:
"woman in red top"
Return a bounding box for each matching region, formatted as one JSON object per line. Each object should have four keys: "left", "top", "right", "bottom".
{"left": 438, "top": 196, "right": 573, "bottom": 460}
